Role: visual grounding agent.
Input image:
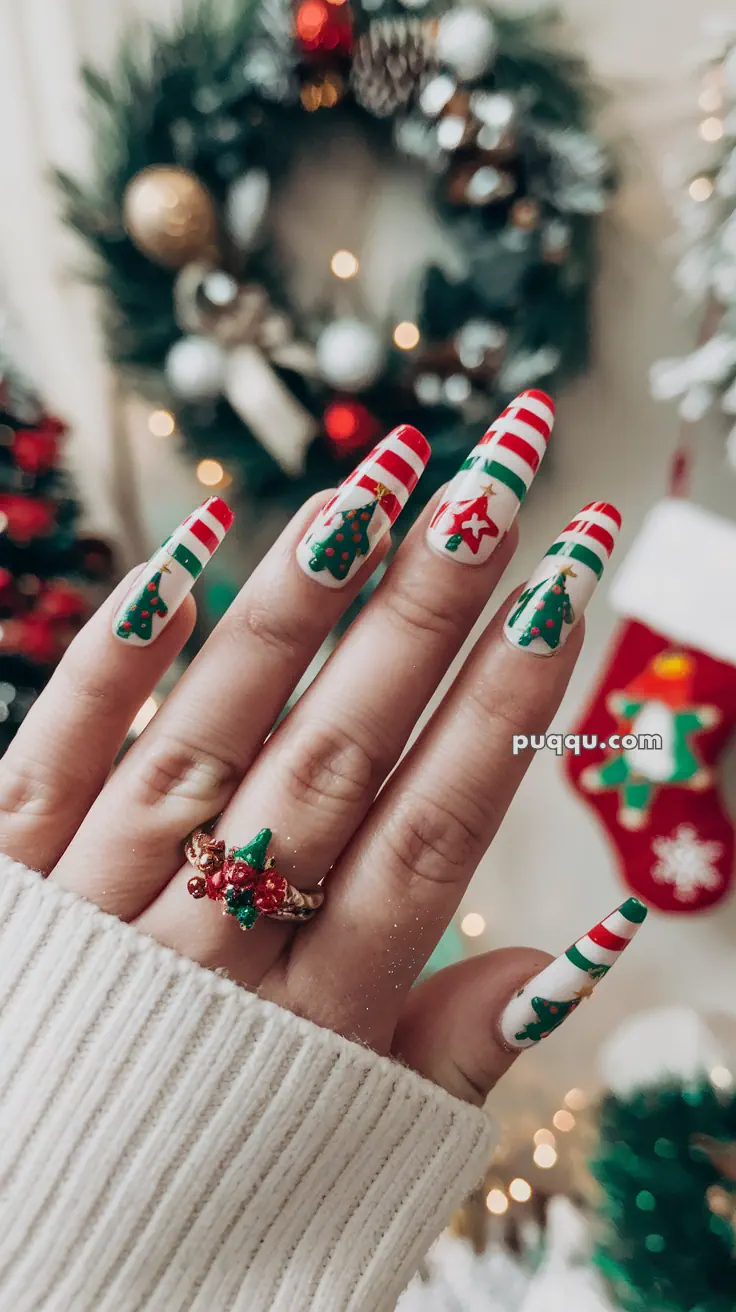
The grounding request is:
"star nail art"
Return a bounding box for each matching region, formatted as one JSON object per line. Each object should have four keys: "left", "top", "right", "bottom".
{"left": 426, "top": 390, "right": 555, "bottom": 565}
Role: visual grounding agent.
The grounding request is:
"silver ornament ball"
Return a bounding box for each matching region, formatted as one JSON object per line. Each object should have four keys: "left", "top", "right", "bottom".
{"left": 165, "top": 335, "right": 227, "bottom": 401}
{"left": 435, "top": 8, "right": 497, "bottom": 82}
{"left": 316, "top": 319, "right": 385, "bottom": 392}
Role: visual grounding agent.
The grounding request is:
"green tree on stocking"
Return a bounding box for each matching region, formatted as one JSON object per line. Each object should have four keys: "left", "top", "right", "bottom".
{"left": 508, "top": 567, "right": 575, "bottom": 650}
{"left": 514, "top": 994, "right": 581, "bottom": 1044}
{"left": 115, "top": 568, "right": 168, "bottom": 640}
{"left": 307, "top": 499, "right": 379, "bottom": 581}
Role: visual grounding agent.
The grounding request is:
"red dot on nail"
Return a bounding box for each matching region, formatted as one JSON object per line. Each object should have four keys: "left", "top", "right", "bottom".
{"left": 550, "top": 1006, "right": 559, "bottom": 1014}
{"left": 336, "top": 534, "right": 344, "bottom": 542}
{"left": 157, "top": 607, "right": 167, "bottom": 616}
{"left": 530, "top": 626, "right": 540, "bottom": 636}
{"left": 352, "top": 534, "right": 361, "bottom": 542}
{"left": 141, "top": 610, "right": 150, "bottom": 619}
{"left": 341, "top": 552, "right": 349, "bottom": 559}
{"left": 147, "top": 582, "right": 156, "bottom": 592}
{"left": 552, "top": 585, "right": 562, "bottom": 594}
{"left": 325, "top": 548, "right": 335, "bottom": 556}
{"left": 535, "top": 601, "right": 545, "bottom": 611}
{"left": 360, "top": 511, "right": 370, "bottom": 520}
{"left": 122, "top": 621, "right": 131, "bottom": 630}
{"left": 546, "top": 619, "right": 554, "bottom": 628}
{"left": 346, "top": 510, "right": 356, "bottom": 519}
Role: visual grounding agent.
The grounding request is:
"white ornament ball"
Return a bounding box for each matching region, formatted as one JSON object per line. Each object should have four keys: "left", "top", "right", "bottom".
{"left": 316, "top": 318, "right": 385, "bottom": 392}
{"left": 165, "top": 335, "right": 226, "bottom": 401}
{"left": 435, "top": 8, "right": 497, "bottom": 82}
{"left": 225, "top": 169, "right": 270, "bottom": 251}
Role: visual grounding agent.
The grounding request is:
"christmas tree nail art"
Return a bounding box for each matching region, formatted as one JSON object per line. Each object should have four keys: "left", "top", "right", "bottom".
{"left": 297, "top": 425, "right": 430, "bottom": 589}
{"left": 500, "top": 897, "right": 647, "bottom": 1050}
{"left": 427, "top": 390, "right": 554, "bottom": 565}
{"left": 113, "top": 496, "right": 233, "bottom": 645}
{"left": 504, "top": 501, "right": 621, "bottom": 656}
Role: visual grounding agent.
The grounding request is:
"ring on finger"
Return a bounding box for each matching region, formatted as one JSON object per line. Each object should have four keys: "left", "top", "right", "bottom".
{"left": 185, "top": 824, "right": 324, "bottom": 930}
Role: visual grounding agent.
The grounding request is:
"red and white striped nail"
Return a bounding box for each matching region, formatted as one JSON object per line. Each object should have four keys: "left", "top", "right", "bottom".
{"left": 113, "top": 496, "right": 234, "bottom": 645}
{"left": 504, "top": 501, "right": 621, "bottom": 655}
{"left": 297, "top": 425, "right": 431, "bottom": 588}
{"left": 427, "top": 390, "right": 555, "bottom": 565}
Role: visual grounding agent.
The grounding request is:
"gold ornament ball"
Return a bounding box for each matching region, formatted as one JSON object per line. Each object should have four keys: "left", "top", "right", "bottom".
{"left": 123, "top": 167, "right": 219, "bottom": 269}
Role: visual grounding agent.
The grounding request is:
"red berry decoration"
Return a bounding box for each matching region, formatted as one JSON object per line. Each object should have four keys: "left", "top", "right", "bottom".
{"left": 253, "top": 873, "right": 288, "bottom": 914}
{"left": 222, "top": 857, "right": 258, "bottom": 890}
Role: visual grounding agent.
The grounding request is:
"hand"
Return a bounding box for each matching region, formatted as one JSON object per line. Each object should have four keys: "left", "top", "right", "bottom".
{"left": 0, "top": 410, "right": 640, "bottom": 1106}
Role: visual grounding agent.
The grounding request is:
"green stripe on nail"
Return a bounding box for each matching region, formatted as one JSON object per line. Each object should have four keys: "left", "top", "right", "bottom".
{"left": 546, "top": 541, "right": 604, "bottom": 578}
{"left": 566, "top": 943, "right": 597, "bottom": 973}
{"left": 620, "top": 897, "right": 648, "bottom": 924}
{"left": 170, "top": 542, "right": 202, "bottom": 578}
{"left": 482, "top": 460, "right": 527, "bottom": 504}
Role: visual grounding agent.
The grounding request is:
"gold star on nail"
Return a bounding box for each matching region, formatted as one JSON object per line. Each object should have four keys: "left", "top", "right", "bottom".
{"left": 481, "top": 481, "right": 496, "bottom": 498}
{"left": 561, "top": 564, "right": 577, "bottom": 579}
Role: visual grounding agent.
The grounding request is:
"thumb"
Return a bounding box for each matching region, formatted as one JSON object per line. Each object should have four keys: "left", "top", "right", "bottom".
{"left": 392, "top": 948, "right": 552, "bottom": 1105}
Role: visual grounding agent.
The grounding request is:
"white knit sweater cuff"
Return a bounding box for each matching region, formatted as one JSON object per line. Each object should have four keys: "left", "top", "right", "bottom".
{"left": 0, "top": 857, "right": 495, "bottom": 1312}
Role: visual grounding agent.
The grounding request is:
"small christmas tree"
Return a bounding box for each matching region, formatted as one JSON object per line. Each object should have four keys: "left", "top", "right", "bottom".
{"left": 307, "top": 499, "right": 379, "bottom": 581}
{"left": 513, "top": 994, "right": 581, "bottom": 1044}
{"left": 115, "top": 568, "right": 169, "bottom": 641}
{"left": 508, "top": 567, "right": 575, "bottom": 650}
{"left": 0, "top": 328, "right": 113, "bottom": 752}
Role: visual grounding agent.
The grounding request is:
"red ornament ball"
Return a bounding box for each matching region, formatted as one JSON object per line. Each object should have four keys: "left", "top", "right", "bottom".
{"left": 324, "top": 399, "right": 380, "bottom": 457}
{"left": 295, "top": 0, "right": 353, "bottom": 54}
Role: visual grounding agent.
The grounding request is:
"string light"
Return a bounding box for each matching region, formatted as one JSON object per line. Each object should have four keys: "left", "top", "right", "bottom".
{"left": 699, "top": 116, "right": 724, "bottom": 142}
{"left": 688, "top": 176, "right": 714, "bottom": 202}
{"left": 533, "top": 1128, "right": 556, "bottom": 1148}
{"left": 509, "top": 1178, "right": 532, "bottom": 1202}
{"left": 564, "top": 1087, "right": 588, "bottom": 1111}
{"left": 393, "top": 321, "right": 420, "bottom": 350}
{"left": 552, "top": 1109, "right": 576, "bottom": 1133}
{"left": 196, "top": 459, "right": 225, "bottom": 487}
{"left": 331, "top": 250, "right": 359, "bottom": 279}
{"left": 533, "top": 1143, "right": 558, "bottom": 1170}
{"left": 710, "top": 1065, "right": 733, "bottom": 1090}
{"left": 460, "top": 912, "right": 485, "bottom": 937}
{"left": 486, "top": 1188, "right": 509, "bottom": 1215}
{"left": 149, "top": 409, "right": 175, "bottom": 437}
{"left": 699, "top": 87, "right": 722, "bottom": 112}
{"left": 131, "top": 696, "right": 159, "bottom": 736}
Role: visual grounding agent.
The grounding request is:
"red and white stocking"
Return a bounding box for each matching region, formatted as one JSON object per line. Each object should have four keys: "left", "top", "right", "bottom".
{"left": 565, "top": 500, "right": 736, "bottom": 913}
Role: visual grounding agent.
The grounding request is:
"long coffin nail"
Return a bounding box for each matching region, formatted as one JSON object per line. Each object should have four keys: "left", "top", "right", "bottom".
{"left": 113, "top": 496, "right": 234, "bottom": 645}
{"left": 503, "top": 500, "right": 621, "bottom": 655}
{"left": 500, "top": 897, "right": 647, "bottom": 1050}
{"left": 297, "top": 425, "right": 431, "bottom": 588}
{"left": 426, "top": 389, "right": 555, "bottom": 565}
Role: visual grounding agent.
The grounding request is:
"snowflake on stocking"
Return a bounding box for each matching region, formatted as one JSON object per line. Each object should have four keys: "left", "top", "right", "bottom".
{"left": 651, "top": 824, "right": 724, "bottom": 904}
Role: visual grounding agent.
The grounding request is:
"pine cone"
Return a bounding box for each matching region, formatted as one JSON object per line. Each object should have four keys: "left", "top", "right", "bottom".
{"left": 351, "top": 19, "right": 437, "bottom": 118}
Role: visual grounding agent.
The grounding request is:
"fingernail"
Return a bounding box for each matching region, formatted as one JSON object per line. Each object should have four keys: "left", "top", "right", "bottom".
{"left": 503, "top": 500, "right": 621, "bottom": 655}
{"left": 426, "top": 390, "right": 554, "bottom": 564}
{"left": 297, "top": 425, "right": 430, "bottom": 588}
{"left": 113, "top": 496, "right": 234, "bottom": 645}
{"left": 500, "top": 897, "right": 647, "bottom": 1050}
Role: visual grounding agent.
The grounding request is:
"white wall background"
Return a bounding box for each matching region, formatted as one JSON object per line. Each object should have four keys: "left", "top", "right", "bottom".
{"left": 0, "top": 0, "right": 734, "bottom": 1165}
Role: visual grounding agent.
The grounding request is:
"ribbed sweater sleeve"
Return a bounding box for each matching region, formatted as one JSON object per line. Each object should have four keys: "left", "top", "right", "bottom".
{"left": 0, "top": 856, "right": 495, "bottom": 1311}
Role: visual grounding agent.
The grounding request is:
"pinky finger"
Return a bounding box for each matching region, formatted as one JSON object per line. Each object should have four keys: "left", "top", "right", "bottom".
{"left": 0, "top": 497, "right": 232, "bottom": 873}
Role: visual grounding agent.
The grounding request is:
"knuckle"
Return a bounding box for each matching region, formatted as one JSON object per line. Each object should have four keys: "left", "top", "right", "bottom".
{"left": 278, "top": 720, "right": 379, "bottom": 815}
{"left": 466, "top": 681, "right": 532, "bottom": 743}
{"left": 0, "top": 754, "right": 59, "bottom": 824}
{"left": 225, "top": 598, "right": 308, "bottom": 664}
{"left": 384, "top": 788, "right": 485, "bottom": 893}
{"left": 133, "top": 733, "right": 243, "bottom": 810}
{"left": 382, "top": 574, "right": 460, "bottom": 642}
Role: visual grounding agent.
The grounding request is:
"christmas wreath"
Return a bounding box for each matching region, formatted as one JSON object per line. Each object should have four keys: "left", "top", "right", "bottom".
{"left": 60, "top": 0, "right": 613, "bottom": 514}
